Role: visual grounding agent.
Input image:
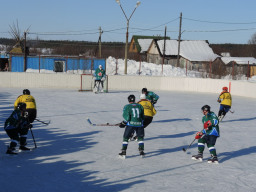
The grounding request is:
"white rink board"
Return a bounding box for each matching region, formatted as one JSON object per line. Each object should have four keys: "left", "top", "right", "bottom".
{"left": 0, "top": 72, "right": 255, "bottom": 98}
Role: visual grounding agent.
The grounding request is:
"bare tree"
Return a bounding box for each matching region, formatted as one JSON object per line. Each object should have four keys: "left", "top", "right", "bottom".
{"left": 9, "top": 20, "right": 30, "bottom": 52}
{"left": 248, "top": 33, "right": 256, "bottom": 44}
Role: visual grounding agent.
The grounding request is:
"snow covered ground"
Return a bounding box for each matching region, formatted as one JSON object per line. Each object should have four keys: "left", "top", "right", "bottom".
{"left": 1, "top": 88, "right": 256, "bottom": 192}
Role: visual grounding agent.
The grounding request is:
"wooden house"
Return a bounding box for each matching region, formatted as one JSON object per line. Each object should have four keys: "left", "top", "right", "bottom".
{"left": 128, "top": 35, "right": 170, "bottom": 61}
{"left": 213, "top": 57, "right": 256, "bottom": 79}
{"left": 147, "top": 39, "right": 219, "bottom": 73}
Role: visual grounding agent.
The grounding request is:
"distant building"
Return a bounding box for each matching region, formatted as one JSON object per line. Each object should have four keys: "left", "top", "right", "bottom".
{"left": 147, "top": 39, "right": 219, "bottom": 72}
{"left": 129, "top": 35, "right": 170, "bottom": 61}
{"left": 213, "top": 56, "right": 256, "bottom": 78}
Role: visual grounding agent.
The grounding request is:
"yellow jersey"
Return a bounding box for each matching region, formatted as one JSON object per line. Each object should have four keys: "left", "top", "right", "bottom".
{"left": 14, "top": 95, "right": 37, "bottom": 109}
{"left": 138, "top": 99, "right": 156, "bottom": 117}
{"left": 218, "top": 92, "right": 232, "bottom": 106}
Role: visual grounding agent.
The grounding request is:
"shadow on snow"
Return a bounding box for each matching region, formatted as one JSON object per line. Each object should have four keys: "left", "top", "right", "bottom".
{"left": 0, "top": 91, "right": 145, "bottom": 192}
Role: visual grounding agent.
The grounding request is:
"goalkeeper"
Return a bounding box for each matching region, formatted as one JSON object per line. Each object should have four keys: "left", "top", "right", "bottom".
{"left": 94, "top": 65, "right": 106, "bottom": 92}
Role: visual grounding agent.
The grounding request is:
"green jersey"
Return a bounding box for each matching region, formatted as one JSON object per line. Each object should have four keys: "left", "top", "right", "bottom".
{"left": 146, "top": 91, "right": 159, "bottom": 104}
{"left": 122, "top": 103, "right": 144, "bottom": 127}
{"left": 202, "top": 111, "right": 220, "bottom": 137}
{"left": 94, "top": 68, "right": 105, "bottom": 80}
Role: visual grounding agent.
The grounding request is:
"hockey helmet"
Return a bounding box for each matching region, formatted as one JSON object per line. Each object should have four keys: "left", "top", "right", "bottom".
{"left": 201, "top": 105, "right": 211, "bottom": 112}
{"left": 142, "top": 88, "right": 147, "bottom": 94}
{"left": 128, "top": 95, "right": 135, "bottom": 103}
{"left": 99, "top": 65, "right": 102, "bottom": 69}
{"left": 140, "top": 94, "right": 146, "bottom": 99}
{"left": 17, "top": 103, "right": 26, "bottom": 111}
{"left": 23, "top": 89, "right": 30, "bottom": 95}
{"left": 222, "top": 87, "right": 228, "bottom": 91}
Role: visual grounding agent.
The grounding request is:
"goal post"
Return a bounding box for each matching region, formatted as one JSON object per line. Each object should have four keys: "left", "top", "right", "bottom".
{"left": 79, "top": 74, "right": 108, "bottom": 92}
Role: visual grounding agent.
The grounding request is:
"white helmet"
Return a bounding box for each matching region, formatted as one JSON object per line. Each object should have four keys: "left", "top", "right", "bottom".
{"left": 140, "top": 94, "right": 146, "bottom": 99}
{"left": 99, "top": 65, "right": 102, "bottom": 69}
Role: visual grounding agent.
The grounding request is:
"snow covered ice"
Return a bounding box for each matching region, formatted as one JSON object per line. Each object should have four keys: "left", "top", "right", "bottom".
{"left": 1, "top": 87, "right": 256, "bottom": 192}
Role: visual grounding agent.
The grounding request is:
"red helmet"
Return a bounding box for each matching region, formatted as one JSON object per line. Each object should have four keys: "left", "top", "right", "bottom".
{"left": 222, "top": 87, "right": 228, "bottom": 91}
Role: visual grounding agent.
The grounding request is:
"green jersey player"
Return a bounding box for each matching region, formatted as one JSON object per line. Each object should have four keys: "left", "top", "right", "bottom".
{"left": 119, "top": 95, "right": 145, "bottom": 158}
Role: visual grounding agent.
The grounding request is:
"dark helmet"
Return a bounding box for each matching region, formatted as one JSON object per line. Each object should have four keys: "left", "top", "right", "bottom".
{"left": 17, "top": 103, "right": 26, "bottom": 111}
{"left": 142, "top": 88, "right": 147, "bottom": 94}
{"left": 23, "top": 89, "right": 30, "bottom": 95}
{"left": 128, "top": 95, "right": 136, "bottom": 103}
{"left": 201, "top": 105, "right": 211, "bottom": 112}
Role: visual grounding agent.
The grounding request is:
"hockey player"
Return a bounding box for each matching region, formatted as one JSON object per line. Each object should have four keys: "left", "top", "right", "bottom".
{"left": 14, "top": 89, "right": 37, "bottom": 123}
{"left": 130, "top": 94, "right": 156, "bottom": 141}
{"left": 138, "top": 94, "right": 156, "bottom": 128}
{"left": 192, "top": 105, "right": 219, "bottom": 164}
{"left": 94, "top": 65, "right": 106, "bottom": 93}
{"left": 119, "top": 95, "right": 145, "bottom": 158}
{"left": 141, "top": 88, "right": 159, "bottom": 105}
{"left": 4, "top": 103, "right": 32, "bottom": 154}
{"left": 217, "top": 86, "right": 232, "bottom": 121}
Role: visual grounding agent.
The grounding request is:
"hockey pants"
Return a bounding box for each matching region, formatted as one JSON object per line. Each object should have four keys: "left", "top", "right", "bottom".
{"left": 122, "top": 126, "right": 144, "bottom": 151}
{"left": 5, "top": 126, "right": 29, "bottom": 149}
{"left": 198, "top": 135, "right": 218, "bottom": 156}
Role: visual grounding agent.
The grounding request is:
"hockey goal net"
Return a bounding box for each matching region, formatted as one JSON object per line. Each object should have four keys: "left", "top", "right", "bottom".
{"left": 79, "top": 74, "right": 108, "bottom": 92}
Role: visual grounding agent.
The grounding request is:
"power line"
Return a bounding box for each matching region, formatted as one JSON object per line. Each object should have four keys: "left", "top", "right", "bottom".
{"left": 183, "top": 17, "right": 256, "bottom": 25}
{"left": 1, "top": 16, "right": 256, "bottom": 39}
{"left": 185, "top": 27, "right": 256, "bottom": 33}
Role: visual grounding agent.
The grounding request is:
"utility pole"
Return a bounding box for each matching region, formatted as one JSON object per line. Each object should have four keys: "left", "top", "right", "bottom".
{"left": 24, "top": 31, "right": 27, "bottom": 72}
{"left": 99, "top": 27, "right": 103, "bottom": 58}
{"left": 162, "top": 26, "right": 167, "bottom": 75}
{"left": 177, "top": 12, "right": 182, "bottom": 67}
{"left": 116, "top": 0, "right": 141, "bottom": 74}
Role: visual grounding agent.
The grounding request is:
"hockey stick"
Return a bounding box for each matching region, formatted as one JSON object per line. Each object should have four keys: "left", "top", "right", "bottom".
{"left": 182, "top": 138, "right": 196, "bottom": 152}
{"left": 87, "top": 118, "right": 120, "bottom": 126}
{"left": 229, "top": 110, "right": 235, "bottom": 114}
{"left": 182, "top": 129, "right": 205, "bottom": 152}
{"left": 35, "top": 118, "right": 50, "bottom": 125}
{"left": 30, "top": 127, "right": 37, "bottom": 148}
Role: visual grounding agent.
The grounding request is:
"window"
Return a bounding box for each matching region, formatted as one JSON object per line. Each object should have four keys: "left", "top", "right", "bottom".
{"left": 54, "top": 60, "right": 65, "bottom": 72}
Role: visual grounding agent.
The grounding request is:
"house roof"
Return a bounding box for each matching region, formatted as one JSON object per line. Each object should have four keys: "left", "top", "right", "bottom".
{"left": 131, "top": 35, "right": 170, "bottom": 53}
{"left": 157, "top": 40, "right": 219, "bottom": 62}
{"left": 138, "top": 39, "right": 153, "bottom": 53}
{"left": 221, "top": 57, "right": 256, "bottom": 65}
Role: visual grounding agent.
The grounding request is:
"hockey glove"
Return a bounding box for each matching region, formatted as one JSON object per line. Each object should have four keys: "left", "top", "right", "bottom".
{"left": 119, "top": 121, "right": 126, "bottom": 128}
{"left": 195, "top": 132, "right": 203, "bottom": 139}
{"left": 217, "top": 99, "right": 221, "bottom": 103}
{"left": 152, "top": 100, "right": 157, "bottom": 105}
{"left": 203, "top": 120, "right": 212, "bottom": 130}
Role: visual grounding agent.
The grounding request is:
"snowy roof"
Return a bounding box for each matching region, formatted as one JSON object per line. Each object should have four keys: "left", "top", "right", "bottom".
{"left": 157, "top": 40, "right": 219, "bottom": 62}
{"left": 138, "top": 39, "right": 154, "bottom": 53}
{"left": 131, "top": 35, "right": 170, "bottom": 53}
{"left": 221, "top": 57, "right": 256, "bottom": 65}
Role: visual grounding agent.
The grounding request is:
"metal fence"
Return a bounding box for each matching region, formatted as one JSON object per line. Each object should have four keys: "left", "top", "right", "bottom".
{"left": 9, "top": 54, "right": 106, "bottom": 74}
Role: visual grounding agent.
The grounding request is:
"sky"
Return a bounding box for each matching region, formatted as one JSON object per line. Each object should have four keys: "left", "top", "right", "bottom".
{"left": 1, "top": 0, "right": 256, "bottom": 44}
{"left": 0, "top": 87, "right": 256, "bottom": 192}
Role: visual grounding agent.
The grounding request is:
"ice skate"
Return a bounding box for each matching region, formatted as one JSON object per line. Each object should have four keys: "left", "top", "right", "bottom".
{"left": 118, "top": 150, "right": 126, "bottom": 159}
{"left": 139, "top": 150, "right": 145, "bottom": 158}
{"left": 19, "top": 146, "right": 31, "bottom": 152}
{"left": 207, "top": 155, "right": 219, "bottom": 164}
{"left": 218, "top": 115, "right": 224, "bottom": 122}
{"left": 6, "top": 147, "right": 17, "bottom": 155}
{"left": 191, "top": 153, "right": 203, "bottom": 161}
